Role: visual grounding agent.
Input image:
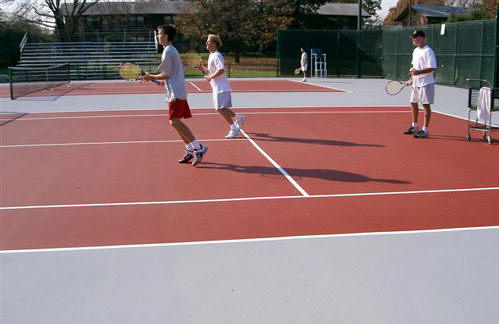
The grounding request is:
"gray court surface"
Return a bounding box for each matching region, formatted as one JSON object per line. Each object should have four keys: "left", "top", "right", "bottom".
{"left": 2, "top": 228, "right": 499, "bottom": 324}
{"left": 1, "top": 78, "right": 498, "bottom": 324}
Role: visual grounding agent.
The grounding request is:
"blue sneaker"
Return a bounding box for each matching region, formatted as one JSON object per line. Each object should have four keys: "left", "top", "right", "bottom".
{"left": 414, "top": 130, "right": 429, "bottom": 138}
{"left": 404, "top": 126, "right": 418, "bottom": 135}
{"left": 178, "top": 150, "right": 194, "bottom": 163}
{"left": 192, "top": 145, "right": 208, "bottom": 166}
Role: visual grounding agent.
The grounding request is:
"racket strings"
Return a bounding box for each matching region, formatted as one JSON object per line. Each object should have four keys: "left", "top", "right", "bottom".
{"left": 184, "top": 51, "right": 202, "bottom": 67}
{"left": 386, "top": 81, "right": 405, "bottom": 95}
{"left": 119, "top": 63, "right": 142, "bottom": 80}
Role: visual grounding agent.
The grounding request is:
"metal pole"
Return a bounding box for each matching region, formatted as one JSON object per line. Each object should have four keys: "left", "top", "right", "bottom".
{"left": 408, "top": 0, "right": 411, "bottom": 27}
{"left": 357, "top": 1, "right": 362, "bottom": 77}
{"left": 494, "top": 9, "right": 498, "bottom": 87}
{"left": 357, "top": 0, "right": 362, "bottom": 30}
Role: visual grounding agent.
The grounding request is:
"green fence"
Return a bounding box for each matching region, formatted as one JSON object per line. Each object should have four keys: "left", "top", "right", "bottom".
{"left": 277, "top": 29, "right": 383, "bottom": 78}
{"left": 383, "top": 19, "right": 497, "bottom": 87}
{"left": 277, "top": 17, "right": 498, "bottom": 88}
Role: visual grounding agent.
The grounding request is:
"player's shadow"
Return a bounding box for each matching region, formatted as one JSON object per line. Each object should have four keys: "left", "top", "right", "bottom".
{"left": 199, "top": 162, "right": 410, "bottom": 184}
{"left": 246, "top": 132, "right": 384, "bottom": 148}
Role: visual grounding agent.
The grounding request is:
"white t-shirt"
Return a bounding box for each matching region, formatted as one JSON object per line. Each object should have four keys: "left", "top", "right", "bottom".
{"left": 301, "top": 52, "right": 308, "bottom": 68}
{"left": 158, "top": 44, "right": 187, "bottom": 102}
{"left": 208, "top": 50, "right": 232, "bottom": 93}
{"left": 411, "top": 45, "right": 437, "bottom": 87}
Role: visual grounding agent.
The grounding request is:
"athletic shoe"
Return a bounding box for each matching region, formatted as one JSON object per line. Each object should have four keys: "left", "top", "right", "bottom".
{"left": 192, "top": 145, "right": 208, "bottom": 166}
{"left": 234, "top": 115, "right": 246, "bottom": 129}
{"left": 178, "top": 150, "right": 194, "bottom": 163}
{"left": 403, "top": 126, "right": 418, "bottom": 135}
{"left": 301, "top": 78, "right": 307, "bottom": 82}
{"left": 414, "top": 130, "right": 429, "bottom": 138}
{"left": 225, "top": 128, "right": 242, "bottom": 139}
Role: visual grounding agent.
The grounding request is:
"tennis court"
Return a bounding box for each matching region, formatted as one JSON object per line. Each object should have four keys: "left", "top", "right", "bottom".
{"left": 1, "top": 78, "right": 499, "bottom": 323}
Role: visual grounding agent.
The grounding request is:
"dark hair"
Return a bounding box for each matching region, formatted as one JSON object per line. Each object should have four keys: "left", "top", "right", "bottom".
{"left": 411, "top": 30, "right": 425, "bottom": 38}
{"left": 158, "top": 24, "right": 176, "bottom": 42}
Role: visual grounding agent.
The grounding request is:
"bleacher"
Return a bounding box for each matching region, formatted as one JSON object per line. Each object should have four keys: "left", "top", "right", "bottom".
{"left": 17, "top": 36, "right": 159, "bottom": 80}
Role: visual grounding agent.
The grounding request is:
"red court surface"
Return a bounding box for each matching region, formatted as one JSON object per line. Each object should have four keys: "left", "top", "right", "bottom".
{"left": 0, "top": 79, "right": 340, "bottom": 98}
{"left": 1, "top": 107, "right": 499, "bottom": 250}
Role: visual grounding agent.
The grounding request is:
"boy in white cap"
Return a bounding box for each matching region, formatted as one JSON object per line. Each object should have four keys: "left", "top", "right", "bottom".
{"left": 404, "top": 30, "right": 437, "bottom": 138}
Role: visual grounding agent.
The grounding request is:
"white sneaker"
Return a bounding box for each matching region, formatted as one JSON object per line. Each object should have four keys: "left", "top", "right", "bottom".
{"left": 301, "top": 78, "right": 307, "bottom": 82}
{"left": 234, "top": 115, "right": 246, "bottom": 129}
{"left": 225, "top": 128, "right": 241, "bottom": 139}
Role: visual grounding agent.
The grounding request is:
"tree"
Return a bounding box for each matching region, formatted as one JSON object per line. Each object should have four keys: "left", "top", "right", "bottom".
{"left": 362, "top": 0, "right": 382, "bottom": 27}
{"left": 175, "top": 0, "right": 330, "bottom": 61}
{"left": 176, "top": 0, "right": 295, "bottom": 62}
{"left": 0, "top": 11, "right": 53, "bottom": 66}
{"left": 286, "top": 0, "right": 328, "bottom": 28}
{"left": 4, "top": 0, "right": 100, "bottom": 41}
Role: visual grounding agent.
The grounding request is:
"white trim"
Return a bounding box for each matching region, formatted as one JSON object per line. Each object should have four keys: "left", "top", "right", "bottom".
{"left": 2, "top": 225, "right": 498, "bottom": 254}
{"left": 240, "top": 129, "right": 309, "bottom": 196}
{"left": 188, "top": 81, "right": 202, "bottom": 92}
{"left": 0, "top": 138, "right": 245, "bottom": 149}
{"left": 2, "top": 186, "right": 498, "bottom": 211}
{"left": 0, "top": 109, "right": 407, "bottom": 122}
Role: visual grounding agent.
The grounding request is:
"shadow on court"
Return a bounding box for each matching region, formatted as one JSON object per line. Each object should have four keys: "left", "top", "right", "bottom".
{"left": 247, "top": 132, "right": 384, "bottom": 148}
{"left": 199, "top": 162, "right": 410, "bottom": 184}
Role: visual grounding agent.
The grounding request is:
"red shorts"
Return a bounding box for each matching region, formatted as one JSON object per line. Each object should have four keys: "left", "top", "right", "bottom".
{"left": 168, "top": 99, "right": 192, "bottom": 120}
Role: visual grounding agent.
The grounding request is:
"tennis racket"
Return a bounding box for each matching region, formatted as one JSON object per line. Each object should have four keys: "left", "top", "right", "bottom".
{"left": 385, "top": 80, "right": 408, "bottom": 95}
{"left": 118, "top": 62, "right": 159, "bottom": 84}
{"left": 184, "top": 50, "right": 203, "bottom": 69}
{"left": 294, "top": 67, "right": 302, "bottom": 75}
{"left": 153, "top": 30, "right": 162, "bottom": 54}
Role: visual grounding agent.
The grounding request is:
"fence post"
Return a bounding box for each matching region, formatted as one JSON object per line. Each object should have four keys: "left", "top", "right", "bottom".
{"left": 453, "top": 22, "right": 458, "bottom": 85}
{"left": 356, "top": 30, "right": 362, "bottom": 78}
{"left": 8, "top": 68, "right": 13, "bottom": 100}
{"left": 494, "top": 9, "right": 498, "bottom": 87}
{"left": 395, "top": 30, "right": 399, "bottom": 80}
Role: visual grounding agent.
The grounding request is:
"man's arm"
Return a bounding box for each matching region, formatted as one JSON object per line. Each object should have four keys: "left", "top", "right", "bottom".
{"left": 412, "top": 67, "right": 436, "bottom": 75}
{"left": 205, "top": 69, "right": 224, "bottom": 81}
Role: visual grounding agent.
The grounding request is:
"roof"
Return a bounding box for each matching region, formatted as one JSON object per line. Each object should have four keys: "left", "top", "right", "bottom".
{"left": 411, "top": 5, "right": 473, "bottom": 18}
{"left": 317, "top": 3, "right": 370, "bottom": 17}
{"left": 61, "top": 1, "right": 196, "bottom": 16}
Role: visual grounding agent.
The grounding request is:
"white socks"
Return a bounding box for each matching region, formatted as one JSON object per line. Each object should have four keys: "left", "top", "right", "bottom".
{"left": 186, "top": 140, "right": 201, "bottom": 151}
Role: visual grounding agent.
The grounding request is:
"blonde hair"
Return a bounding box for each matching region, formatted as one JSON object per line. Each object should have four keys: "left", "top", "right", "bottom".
{"left": 207, "top": 34, "right": 222, "bottom": 48}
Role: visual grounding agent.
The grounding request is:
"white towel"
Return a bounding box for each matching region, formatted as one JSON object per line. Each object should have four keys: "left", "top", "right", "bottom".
{"left": 477, "top": 87, "right": 491, "bottom": 123}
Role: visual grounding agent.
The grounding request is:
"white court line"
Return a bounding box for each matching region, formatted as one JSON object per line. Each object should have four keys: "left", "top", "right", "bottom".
{"left": 2, "top": 225, "right": 498, "bottom": 254}
{"left": 241, "top": 128, "right": 309, "bottom": 196}
{"left": 0, "top": 138, "right": 246, "bottom": 149}
{"left": 2, "top": 186, "right": 498, "bottom": 211}
{"left": 2, "top": 113, "right": 168, "bottom": 121}
{"left": 0, "top": 109, "right": 408, "bottom": 122}
{"left": 189, "top": 81, "right": 202, "bottom": 92}
{"left": 288, "top": 79, "right": 353, "bottom": 93}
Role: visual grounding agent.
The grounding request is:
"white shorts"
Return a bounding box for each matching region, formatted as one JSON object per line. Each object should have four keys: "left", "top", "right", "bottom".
{"left": 301, "top": 64, "right": 308, "bottom": 72}
{"left": 410, "top": 83, "right": 435, "bottom": 105}
{"left": 213, "top": 91, "right": 232, "bottom": 110}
